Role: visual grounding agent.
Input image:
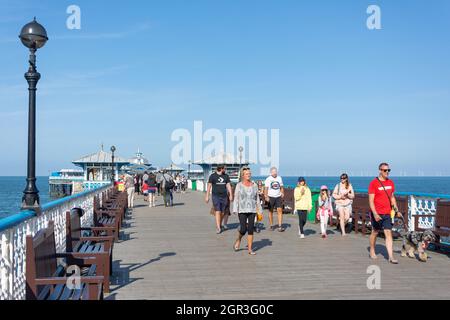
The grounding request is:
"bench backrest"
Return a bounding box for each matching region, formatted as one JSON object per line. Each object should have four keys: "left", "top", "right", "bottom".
{"left": 26, "top": 220, "right": 57, "bottom": 299}
{"left": 66, "top": 209, "right": 84, "bottom": 252}
{"left": 436, "top": 200, "right": 450, "bottom": 228}
{"left": 283, "top": 188, "right": 294, "bottom": 208}
{"left": 352, "top": 194, "right": 370, "bottom": 213}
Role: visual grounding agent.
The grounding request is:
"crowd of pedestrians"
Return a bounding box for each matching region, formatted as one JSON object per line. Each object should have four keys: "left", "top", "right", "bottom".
{"left": 205, "top": 162, "right": 403, "bottom": 263}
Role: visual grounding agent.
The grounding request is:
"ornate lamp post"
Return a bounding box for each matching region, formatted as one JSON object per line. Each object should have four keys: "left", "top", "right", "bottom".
{"left": 20, "top": 18, "right": 48, "bottom": 211}
{"left": 238, "top": 146, "right": 244, "bottom": 180}
{"left": 188, "top": 160, "right": 191, "bottom": 179}
{"left": 110, "top": 146, "right": 116, "bottom": 183}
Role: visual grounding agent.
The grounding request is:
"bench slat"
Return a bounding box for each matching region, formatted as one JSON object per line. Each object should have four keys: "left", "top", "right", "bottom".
{"left": 48, "top": 284, "right": 65, "bottom": 300}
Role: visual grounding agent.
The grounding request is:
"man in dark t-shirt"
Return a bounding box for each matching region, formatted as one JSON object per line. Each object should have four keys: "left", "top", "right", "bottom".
{"left": 205, "top": 165, "right": 233, "bottom": 234}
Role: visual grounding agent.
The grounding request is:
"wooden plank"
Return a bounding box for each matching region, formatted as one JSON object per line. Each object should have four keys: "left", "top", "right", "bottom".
{"left": 107, "top": 191, "right": 450, "bottom": 300}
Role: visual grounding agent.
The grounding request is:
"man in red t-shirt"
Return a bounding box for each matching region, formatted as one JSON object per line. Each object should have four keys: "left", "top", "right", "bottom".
{"left": 368, "top": 162, "right": 403, "bottom": 264}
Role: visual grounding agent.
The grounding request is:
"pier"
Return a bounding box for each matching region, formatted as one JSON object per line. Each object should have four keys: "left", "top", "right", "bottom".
{"left": 108, "top": 191, "right": 450, "bottom": 300}
{"left": 1, "top": 186, "right": 449, "bottom": 300}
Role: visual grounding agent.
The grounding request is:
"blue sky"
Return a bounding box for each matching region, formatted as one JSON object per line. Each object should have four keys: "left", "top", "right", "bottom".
{"left": 0, "top": 0, "right": 449, "bottom": 176}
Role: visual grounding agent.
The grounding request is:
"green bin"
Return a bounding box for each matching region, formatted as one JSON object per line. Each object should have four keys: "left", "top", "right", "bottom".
{"left": 191, "top": 180, "right": 197, "bottom": 191}
{"left": 308, "top": 191, "right": 320, "bottom": 222}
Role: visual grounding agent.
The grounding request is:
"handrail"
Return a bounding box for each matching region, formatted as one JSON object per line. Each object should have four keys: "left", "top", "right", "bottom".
{"left": 0, "top": 184, "right": 112, "bottom": 232}
{"left": 283, "top": 185, "right": 450, "bottom": 199}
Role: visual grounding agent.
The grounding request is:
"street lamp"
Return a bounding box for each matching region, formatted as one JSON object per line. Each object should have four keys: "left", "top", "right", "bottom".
{"left": 238, "top": 146, "right": 244, "bottom": 180}
{"left": 188, "top": 160, "right": 191, "bottom": 180}
{"left": 20, "top": 18, "right": 48, "bottom": 211}
{"left": 110, "top": 146, "right": 116, "bottom": 183}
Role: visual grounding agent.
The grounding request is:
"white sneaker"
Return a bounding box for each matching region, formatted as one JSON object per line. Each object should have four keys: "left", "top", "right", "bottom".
{"left": 300, "top": 234, "right": 305, "bottom": 239}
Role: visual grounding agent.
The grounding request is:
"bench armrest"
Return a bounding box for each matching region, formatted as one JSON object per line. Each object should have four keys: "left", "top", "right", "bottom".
{"left": 34, "top": 276, "right": 104, "bottom": 286}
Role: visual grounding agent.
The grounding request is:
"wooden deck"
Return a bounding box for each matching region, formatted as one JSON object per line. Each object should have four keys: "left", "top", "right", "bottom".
{"left": 108, "top": 191, "right": 450, "bottom": 300}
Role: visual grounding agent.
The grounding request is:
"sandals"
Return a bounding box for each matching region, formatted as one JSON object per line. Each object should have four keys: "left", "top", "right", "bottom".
{"left": 389, "top": 258, "right": 399, "bottom": 264}
{"left": 248, "top": 251, "right": 256, "bottom": 255}
{"left": 277, "top": 226, "right": 285, "bottom": 232}
{"left": 233, "top": 240, "right": 240, "bottom": 252}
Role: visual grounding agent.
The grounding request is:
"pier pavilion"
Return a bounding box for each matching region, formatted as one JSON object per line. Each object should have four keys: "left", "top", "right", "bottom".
{"left": 163, "top": 164, "right": 185, "bottom": 177}
{"left": 193, "top": 152, "right": 250, "bottom": 190}
{"left": 72, "top": 147, "right": 130, "bottom": 189}
{"left": 121, "top": 149, "right": 156, "bottom": 174}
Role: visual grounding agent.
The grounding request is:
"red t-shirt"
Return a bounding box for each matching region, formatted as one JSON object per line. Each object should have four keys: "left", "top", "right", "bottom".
{"left": 368, "top": 178, "right": 395, "bottom": 215}
{"left": 142, "top": 183, "right": 149, "bottom": 191}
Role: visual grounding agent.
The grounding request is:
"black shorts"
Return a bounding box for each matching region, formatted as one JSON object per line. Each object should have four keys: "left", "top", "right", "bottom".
{"left": 370, "top": 213, "right": 393, "bottom": 231}
{"left": 212, "top": 195, "right": 228, "bottom": 213}
{"left": 269, "top": 197, "right": 282, "bottom": 210}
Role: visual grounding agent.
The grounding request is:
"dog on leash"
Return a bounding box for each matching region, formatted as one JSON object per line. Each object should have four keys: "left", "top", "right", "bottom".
{"left": 401, "top": 230, "right": 437, "bottom": 262}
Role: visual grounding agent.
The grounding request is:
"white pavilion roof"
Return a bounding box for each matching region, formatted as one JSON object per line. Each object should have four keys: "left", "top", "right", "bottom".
{"left": 163, "top": 164, "right": 185, "bottom": 172}
{"left": 193, "top": 152, "right": 250, "bottom": 165}
{"left": 73, "top": 150, "right": 130, "bottom": 164}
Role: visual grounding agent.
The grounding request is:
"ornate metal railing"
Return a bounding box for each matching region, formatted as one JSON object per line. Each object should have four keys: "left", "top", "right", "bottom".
{"left": 0, "top": 184, "right": 112, "bottom": 300}
{"left": 276, "top": 185, "right": 450, "bottom": 233}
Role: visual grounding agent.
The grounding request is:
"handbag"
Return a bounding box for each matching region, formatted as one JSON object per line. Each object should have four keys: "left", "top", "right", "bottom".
{"left": 256, "top": 212, "right": 263, "bottom": 222}
{"left": 377, "top": 178, "right": 396, "bottom": 222}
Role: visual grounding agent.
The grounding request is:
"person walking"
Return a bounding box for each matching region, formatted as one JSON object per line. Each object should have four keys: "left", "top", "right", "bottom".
{"left": 368, "top": 163, "right": 403, "bottom": 264}
{"left": 332, "top": 173, "right": 355, "bottom": 236}
{"left": 294, "top": 177, "right": 312, "bottom": 238}
{"left": 264, "top": 167, "right": 285, "bottom": 232}
{"left": 317, "top": 185, "right": 333, "bottom": 239}
{"left": 159, "top": 171, "right": 175, "bottom": 207}
{"left": 205, "top": 165, "right": 233, "bottom": 234}
{"left": 147, "top": 173, "right": 158, "bottom": 207}
{"left": 232, "top": 167, "right": 262, "bottom": 255}
{"left": 254, "top": 180, "right": 265, "bottom": 233}
{"left": 125, "top": 174, "right": 135, "bottom": 209}
{"left": 134, "top": 174, "right": 140, "bottom": 194}
{"left": 156, "top": 171, "right": 162, "bottom": 196}
{"left": 142, "top": 171, "right": 149, "bottom": 192}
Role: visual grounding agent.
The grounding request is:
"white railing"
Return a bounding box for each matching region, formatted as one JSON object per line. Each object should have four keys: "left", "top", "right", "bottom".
{"left": 0, "top": 184, "right": 111, "bottom": 300}
{"left": 408, "top": 195, "right": 437, "bottom": 232}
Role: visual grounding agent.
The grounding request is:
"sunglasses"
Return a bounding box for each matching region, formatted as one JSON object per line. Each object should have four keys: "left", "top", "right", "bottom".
{"left": 340, "top": 177, "right": 347, "bottom": 180}
{"left": 381, "top": 169, "right": 391, "bottom": 173}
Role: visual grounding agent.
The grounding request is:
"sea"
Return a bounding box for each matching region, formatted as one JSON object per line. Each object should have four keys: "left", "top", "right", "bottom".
{"left": 1, "top": 176, "right": 450, "bottom": 219}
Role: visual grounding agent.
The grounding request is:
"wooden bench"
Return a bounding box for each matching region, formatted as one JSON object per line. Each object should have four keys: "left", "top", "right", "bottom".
{"left": 282, "top": 188, "right": 294, "bottom": 214}
{"left": 349, "top": 195, "right": 408, "bottom": 236}
{"left": 102, "top": 188, "right": 128, "bottom": 221}
{"left": 26, "top": 220, "right": 104, "bottom": 300}
{"left": 66, "top": 208, "right": 114, "bottom": 293}
{"left": 93, "top": 195, "right": 122, "bottom": 242}
{"left": 415, "top": 200, "right": 450, "bottom": 250}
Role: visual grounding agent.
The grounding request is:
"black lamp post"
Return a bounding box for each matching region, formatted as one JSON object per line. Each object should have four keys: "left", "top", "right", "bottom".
{"left": 20, "top": 18, "right": 48, "bottom": 211}
{"left": 188, "top": 160, "right": 191, "bottom": 179}
{"left": 110, "top": 146, "right": 116, "bottom": 183}
{"left": 238, "top": 146, "right": 244, "bottom": 180}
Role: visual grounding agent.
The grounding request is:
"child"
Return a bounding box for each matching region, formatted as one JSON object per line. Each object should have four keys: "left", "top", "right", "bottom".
{"left": 142, "top": 180, "right": 149, "bottom": 203}
{"left": 317, "top": 185, "right": 333, "bottom": 239}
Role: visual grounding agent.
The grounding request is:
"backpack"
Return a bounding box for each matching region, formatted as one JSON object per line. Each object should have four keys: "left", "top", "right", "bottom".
{"left": 163, "top": 174, "right": 175, "bottom": 190}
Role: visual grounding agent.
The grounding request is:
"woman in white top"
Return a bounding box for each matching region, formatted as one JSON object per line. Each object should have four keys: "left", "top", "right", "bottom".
{"left": 332, "top": 173, "right": 355, "bottom": 236}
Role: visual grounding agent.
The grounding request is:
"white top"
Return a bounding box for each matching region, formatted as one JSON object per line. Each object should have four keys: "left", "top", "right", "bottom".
{"left": 264, "top": 175, "right": 283, "bottom": 198}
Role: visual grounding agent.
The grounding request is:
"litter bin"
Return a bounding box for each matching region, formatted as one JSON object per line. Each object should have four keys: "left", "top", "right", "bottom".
{"left": 308, "top": 190, "right": 320, "bottom": 222}
{"left": 191, "top": 180, "right": 197, "bottom": 191}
